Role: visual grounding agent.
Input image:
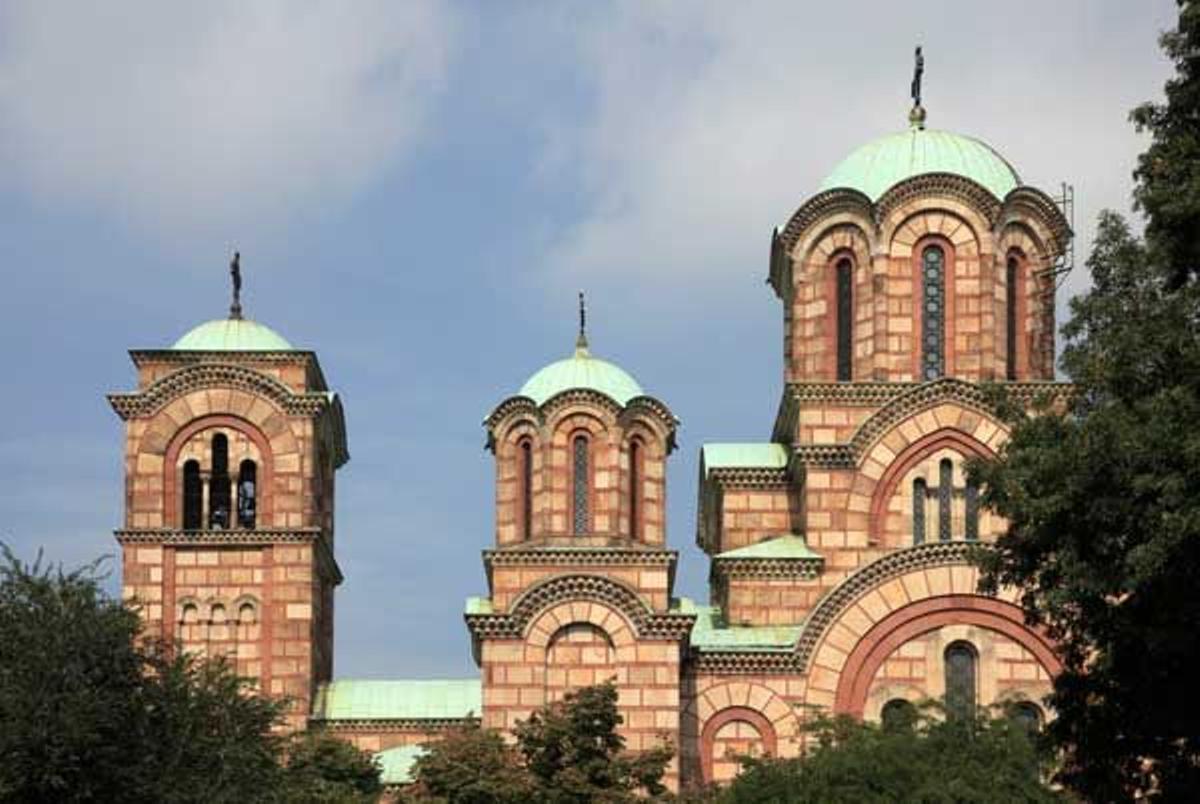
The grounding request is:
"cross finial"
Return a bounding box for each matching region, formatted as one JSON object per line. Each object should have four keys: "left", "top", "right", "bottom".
{"left": 575, "top": 291, "right": 589, "bottom": 353}
{"left": 909, "top": 45, "right": 927, "bottom": 129}
{"left": 229, "top": 251, "right": 243, "bottom": 320}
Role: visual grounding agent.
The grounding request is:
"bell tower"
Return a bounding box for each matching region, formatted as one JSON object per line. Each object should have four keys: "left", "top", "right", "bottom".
{"left": 109, "top": 258, "right": 348, "bottom": 728}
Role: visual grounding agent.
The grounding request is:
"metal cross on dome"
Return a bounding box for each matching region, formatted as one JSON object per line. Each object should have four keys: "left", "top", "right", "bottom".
{"left": 911, "top": 45, "right": 924, "bottom": 108}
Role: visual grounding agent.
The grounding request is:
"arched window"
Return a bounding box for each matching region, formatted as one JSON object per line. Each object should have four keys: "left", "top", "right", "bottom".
{"left": 1012, "top": 702, "right": 1043, "bottom": 737}
{"left": 519, "top": 439, "right": 533, "bottom": 541}
{"left": 944, "top": 641, "right": 977, "bottom": 719}
{"left": 965, "top": 478, "right": 980, "bottom": 541}
{"left": 210, "top": 603, "right": 227, "bottom": 624}
{"left": 628, "top": 439, "right": 642, "bottom": 540}
{"left": 912, "top": 478, "right": 927, "bottom": 545}
{"left": 938, "top": 458, "right": 953, "bottom": 542}
{"left": 921, "top": 245, "right": 945, "bottom": 380}
{"left": 881, "top": 698, "right": 917, "bottom": 731}
{"left": 836, "top": 258, "right": 854, "bottom": 381}
{"left": 236, "top": 460, "right": 257, "bottom": 529}
{"left": 209, "top": 434, "right": 231, "bottom": 530}
{"left": 1006, "top": 256, "right": 1019, "bottom": 380}
{"left": 572, "top": 435, "right": 590, "bottom": 535}
{"left": 182, "top": 460, "right": 202, "bottom": 530}
{"left": 238, "top": 601, "right": 258, "bottom": 625}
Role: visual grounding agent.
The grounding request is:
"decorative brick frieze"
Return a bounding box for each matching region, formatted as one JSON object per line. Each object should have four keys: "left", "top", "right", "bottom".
{"left": 313, "top": 717, "right": 479, "bottom": 732}
{"left": 483, "top": 547, "right": 677, "bottom": 569}
{"left": 705, "top": 467, "right": 792, "bottom": 489}
{"left": 115, "top": 528, "right": 343, "bottom": 586}
{"left": 689, "top": 652, "right": 801, "bottom": 675}
{"left": 465, "top": 574, "right": 695, "bottom": 642}
{"left": 108, "top": 363, "right": 341, "bottom": 421}
{"left": 712, "top": 556, "right": 824, "bottom": 580}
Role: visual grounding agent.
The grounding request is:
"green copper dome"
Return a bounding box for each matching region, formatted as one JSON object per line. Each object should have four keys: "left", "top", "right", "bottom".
{"left": 171, "top": 318, "right": 295, "bottom": 351}
{"left": 519, "top": 343, "right": 644, "bottom": 406}
{"left": 819, "top": 128, "right": 1020, "bottom": 202}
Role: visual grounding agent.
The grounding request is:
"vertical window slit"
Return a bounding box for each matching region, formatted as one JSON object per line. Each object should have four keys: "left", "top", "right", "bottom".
{"left": 1006, "top": 256, "right": 1019, "bottom": 380}
{"left": 912, "top": 478, "right": 927, "bottom": 545}
{"left": 237, "top": 460, "right": 256, "bottom": 529}
{"left": 938, "top": 458, "right": 953, "bottom": 542}
{"left": 922, "top": 246, "right": 945, "bottom": 380}
{"left": 182, "top": 460, "right": 202, "bottom": 530}
{"left": 520, "top": 439, "right": 533, "bottom": 540}
{"left": 629, "top": 440, "right": 641, "bottom": 541}
{"left": 209, "top": 434, "right": 230, "bottom": 530}
{"left": 572, "top": 435, "right": 589, "bottom": 535}
{"left": 836, "top": 258, "right": 853, "bottom": 381}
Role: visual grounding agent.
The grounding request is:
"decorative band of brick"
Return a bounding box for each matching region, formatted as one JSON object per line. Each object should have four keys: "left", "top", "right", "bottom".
{"left": 485, "top": 390, "right": 677, "bottom": 432}
{"left": 311, "top": 717, "right": 479, "bottom": 732}
{"left": 464, "top": 573, "right": 696, "bottom": 642}
{"left": 483, "top": 548, "right": 677, "bottom": 568}
{"left": 108, "top": 362, "right": 336, "bottom": 419}
{"left": 688, "top": 651, "right": 801, "bottom": 674}
{"left": 712, "top": 557, "right": 824, "bottom": 580}
{"left": 114, "top": 528, "right": 344, "bottom": 585}
{"left": 794, "top": 541, "right": 983, "bottom": 672}
{"left": 706, "top": 467, "right": 792, "bottom": 489}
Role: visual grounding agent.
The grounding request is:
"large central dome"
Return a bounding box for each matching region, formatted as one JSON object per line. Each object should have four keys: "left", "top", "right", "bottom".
{"left": 819, "top": 127, "right": 1020, "bottom": 202}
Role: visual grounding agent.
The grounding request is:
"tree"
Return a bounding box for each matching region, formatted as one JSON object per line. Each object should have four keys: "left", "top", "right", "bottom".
{"left": 409, "top": 682, "right": 672, "bottom": 804}
{"left": 715, "top": 705, "right": 1060, "bottom": 804}
{"left": 969, "top": 8, "right": 1200, "bottom": 798}
{"left": 407, "top": 723, "right": 533, "bottom": 804}
{"left": 0, "top": 546, "right": 382, "bottom": 803}
{"left": 1130, "top": 1, "right": 1200, "bottom": 288}
{"left": 514, "top": 682, "right": 672, "bottom": 803}
{"left": 280, "top": 730, "right": 384, "bottom": 803}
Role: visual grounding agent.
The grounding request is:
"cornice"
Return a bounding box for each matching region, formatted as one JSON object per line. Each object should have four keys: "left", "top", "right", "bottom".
{"left": 108, "top": 363, "right": 337, "bottom": 420}
{"left": 464, "top": 573, "right": 695, "bottom": 642}
{"left": 688, "top": 651, "right": 801, "bottom": 675}
{"left": 114, "top": 528, "right": 343, "bottom": 585}
{"left": 484, "top": 547, "right": 677, "bottom": 568}
{"left": 713, "top": 556, "right": 824, "bottom": 580}
{"left": 312, "top": 717, "right": 479, "bottom": 732}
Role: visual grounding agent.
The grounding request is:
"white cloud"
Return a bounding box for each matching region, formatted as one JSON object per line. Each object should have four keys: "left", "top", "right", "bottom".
{"left": 543, "top": 0, "right": 1178, "bottom": 305}
{"left": 0, "top": 2, "right": 455, "bottom": 245}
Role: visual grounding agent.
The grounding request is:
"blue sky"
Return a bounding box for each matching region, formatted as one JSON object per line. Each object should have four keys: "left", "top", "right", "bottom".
{"left": 0, "top": 1, "right": 1179, "bottom": 678}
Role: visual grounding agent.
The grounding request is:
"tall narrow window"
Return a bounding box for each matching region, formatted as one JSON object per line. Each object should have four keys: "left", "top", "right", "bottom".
{"left": 836, "top": 258, "right": 853, "bottom": 381}
{"left": 1006, "top": 256, "right": 1019, "bottom": 380}
{"left": 921, "top": 246, "right": 945, "bottom": 380}
{"left": 520, "top": 439, "right": 533, "bottom": 540}
{"left": 182, "top": 460, "right": 202, "bottom": 530}
{"left": 938, "top": 458, "right": 953, "bottom": 542}
{"left": 912, "top": 478, "right": 927, "bottom": 545}
{"left": 237, "top": 460, "right": 257, "bottom": 529}
{"left": 572, "top": 435, "right": 589, "bottom": 535}
{"left": 965, "top": 478, "right": 980, "bottom": 541}
{"left": 209, "top": 434, "right": 231, "bottom": 529}
{"left": 628, "top": 440, "right": 641, "bottom": 541}
{"left": 944, "top": 641, "right": 977, "bottom": 719}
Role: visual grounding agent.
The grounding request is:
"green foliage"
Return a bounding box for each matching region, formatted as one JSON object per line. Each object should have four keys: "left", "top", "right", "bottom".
{"left": 515, "top": 682, "right": 672, "bottom": 802}
{"left": 409, "top": 682, "right": 672, "bottom": 804}
{"left": 0, "top": 546, "right": 381, "bottom": 803}
{"left": 1130, "top": 1, "right": 1200, "bottom": 288}
{"left": 713, "top": 705, "right": 1060, "bottom": 804}
{"left": 407, "top": 723, "right": 533, "bottom": 804}
{"left": 281, "top": 730, "right": 384, "bottom": 803}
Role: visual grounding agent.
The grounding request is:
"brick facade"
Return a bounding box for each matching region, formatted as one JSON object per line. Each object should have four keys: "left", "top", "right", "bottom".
{"left": 110, "top": 126, "right": 1073, "bottom": 790}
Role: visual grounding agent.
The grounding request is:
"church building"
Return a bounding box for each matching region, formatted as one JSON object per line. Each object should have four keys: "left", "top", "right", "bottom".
{"left": 108, "top": 92, "right": 1072, "bottom": 789}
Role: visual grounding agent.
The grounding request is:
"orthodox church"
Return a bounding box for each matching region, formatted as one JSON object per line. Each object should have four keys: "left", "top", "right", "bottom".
{"left": 108, "top": 91, "right": 1072, "bottom": 789}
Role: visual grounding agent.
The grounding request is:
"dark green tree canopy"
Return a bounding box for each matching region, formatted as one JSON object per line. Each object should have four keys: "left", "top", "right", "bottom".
{"left": 0, "top": 547, "right": 380, "bottom": 803}
{"left": 970, "top": 6, "right": 1200, "bottom": 800}
{"left": 712, "top": 705, "right": 1059, "bottom": 804}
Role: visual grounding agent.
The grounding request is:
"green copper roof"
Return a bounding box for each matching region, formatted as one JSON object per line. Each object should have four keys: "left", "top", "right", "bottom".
{"left": 716, "top": 534, "right": 821, "bottom": 561}
{"left": 171, "top": 318, "right": 295, "bottom": 351}
{"left": 819, "top": 128, "right": 1020, "bottom": 202}
{"left": 312, "top": 679, "right": 481, "bottom": 721}
{"left": 519, "top": 343, "right": 644, "bottom": 406}
{"left": 376, "top": 744, "right": 426, "bottom": 786}
{"left": 701, "top": 443, "right": 790, "bottom": 477}
{"left": 689, "top": 605, "right": 801, "bottom": 652}
{"left": 464, "top": 596, "right": 493, "bottom": 615}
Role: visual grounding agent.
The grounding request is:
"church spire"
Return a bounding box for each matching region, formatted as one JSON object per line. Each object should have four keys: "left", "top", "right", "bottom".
{"left": 909, "top": 45, "right": 927, "bottom": 130}
{"left": 575, "top": 291, "right": 589, "bottom": 355}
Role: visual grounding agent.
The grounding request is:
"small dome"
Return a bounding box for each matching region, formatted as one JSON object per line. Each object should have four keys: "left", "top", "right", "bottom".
{"left": 819, "top": 128, "right": 1020, "bottom": 202}
{"left": 519, "top": 344, "right": 644, "bottom": 406}
{"left": 171, "top": 318, "right": 295, "bottom": 351}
